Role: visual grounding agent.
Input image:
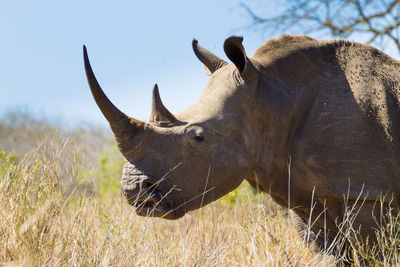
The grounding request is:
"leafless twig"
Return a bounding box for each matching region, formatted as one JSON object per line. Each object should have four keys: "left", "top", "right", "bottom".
{"left": 241, "top": 0, "right": 400, "bottom": 53}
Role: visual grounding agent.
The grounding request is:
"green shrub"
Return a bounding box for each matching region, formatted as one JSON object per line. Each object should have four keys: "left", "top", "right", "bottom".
{"left": 95, "top": 147, "right": 125, "bottom": 198}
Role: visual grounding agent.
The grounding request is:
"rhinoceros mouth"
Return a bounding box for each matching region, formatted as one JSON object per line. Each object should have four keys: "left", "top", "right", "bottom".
{"left": 134, "top": 199, "right": 186, "bottom": 220}
{"left": 125, "top": 189, "right": 185, "bottom": 220}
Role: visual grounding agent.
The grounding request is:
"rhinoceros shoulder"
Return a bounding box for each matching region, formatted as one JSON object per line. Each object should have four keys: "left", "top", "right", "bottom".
{"left": 253, "top": 34, "right": 318, "bottom": 59}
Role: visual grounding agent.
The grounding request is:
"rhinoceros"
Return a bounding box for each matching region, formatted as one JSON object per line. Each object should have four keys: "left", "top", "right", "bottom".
{"left": 83, "top": 34, "right": 400, "bottom": 250}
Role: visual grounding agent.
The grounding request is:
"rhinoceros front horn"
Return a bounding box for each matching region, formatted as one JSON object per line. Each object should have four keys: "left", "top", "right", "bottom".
{"left": 150, "top": 84, "right": 177, "bottom": 123}
{"left": 83, "top": 46, "right": 145, "bottom": 146}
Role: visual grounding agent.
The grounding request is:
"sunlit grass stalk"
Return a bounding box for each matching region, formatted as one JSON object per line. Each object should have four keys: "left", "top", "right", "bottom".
{"left": 1, "top": 117, "right": 399, "bottom": 266}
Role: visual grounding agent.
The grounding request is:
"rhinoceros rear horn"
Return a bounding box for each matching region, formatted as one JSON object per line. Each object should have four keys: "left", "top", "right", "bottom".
{"left": 150, "top": 84, "right": 177, "bottom": 123}
{"left": 192, "top": 39, "right": 227, "bottom": 75}
{"left": 83, "top": 46, "right": 145, "bottom": 140}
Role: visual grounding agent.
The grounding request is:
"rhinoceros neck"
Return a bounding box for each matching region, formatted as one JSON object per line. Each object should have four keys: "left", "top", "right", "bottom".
{"left": 248, "top": 38, "right": 341, "bottom": 203}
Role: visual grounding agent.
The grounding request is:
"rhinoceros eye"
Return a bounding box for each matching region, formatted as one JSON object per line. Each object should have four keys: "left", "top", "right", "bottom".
{"left": 194, "top": 135, "right": 204, "bottom": 142}
{"left": 184, "top": 126, "right": 205, "bottom": 146}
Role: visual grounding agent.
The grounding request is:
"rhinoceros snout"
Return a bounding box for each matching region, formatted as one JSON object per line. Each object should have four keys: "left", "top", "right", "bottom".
{"left": 122, "top": 173, "right": 167, "bottom": 213}
{"left": 121, "top": 162, "right": 167, "bottom": 210}
{"left": 122, "top": 162, "right": 149, "bottom": 187}
{"left": 121, "top": 162, "right": 180, "bottom": 219}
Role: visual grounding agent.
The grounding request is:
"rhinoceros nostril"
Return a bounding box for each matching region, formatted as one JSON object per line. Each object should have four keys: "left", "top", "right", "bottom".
{"left": 124, "top": 191, "right": 139, "bottom": 206}
{"left": 132, "top": 192, "right": 160, "bottom": 210}
{"left": 146, "top": 192, "right": 159, "bottom": 203}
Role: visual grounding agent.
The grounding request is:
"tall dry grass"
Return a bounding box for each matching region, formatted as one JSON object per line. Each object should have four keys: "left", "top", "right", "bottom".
{"left": 0, "top": 114, "right": 399, "bottom": 266}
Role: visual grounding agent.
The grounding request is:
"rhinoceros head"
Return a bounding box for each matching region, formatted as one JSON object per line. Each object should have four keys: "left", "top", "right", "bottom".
{"left": 84, "top": 36, "right": 260, "bottom": 219}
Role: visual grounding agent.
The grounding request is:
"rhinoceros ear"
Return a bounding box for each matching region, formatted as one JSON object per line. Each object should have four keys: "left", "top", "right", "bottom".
{"left": 192, "top": 39, "right": 227, "bottom": 75}
{"left": 224, "top": 36, "right": 255, "bottom": 79}
{"left": 150, "top": 84, "right": 177, "bottom": 124}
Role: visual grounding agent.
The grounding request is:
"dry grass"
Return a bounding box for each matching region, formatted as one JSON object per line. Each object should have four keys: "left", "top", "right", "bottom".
{"left": 0, "top": 115, "right": 399, "bottom": 266}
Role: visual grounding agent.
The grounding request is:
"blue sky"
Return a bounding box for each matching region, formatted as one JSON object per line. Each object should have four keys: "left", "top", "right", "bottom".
{"left": 0, "top": 0, "right": 286, "bottom": 127}
{"left": 1, "top": 1, "right": 398, "bottom": 128}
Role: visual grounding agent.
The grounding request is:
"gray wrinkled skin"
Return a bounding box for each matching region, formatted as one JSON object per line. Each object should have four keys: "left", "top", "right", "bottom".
{"left": 84, "top": 34, "right": 400, "bottom": 249}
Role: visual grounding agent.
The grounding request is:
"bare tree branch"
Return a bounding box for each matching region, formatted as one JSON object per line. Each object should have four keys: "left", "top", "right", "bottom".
{"left": 240, "top": 0, "right": 400, "bottom": 54}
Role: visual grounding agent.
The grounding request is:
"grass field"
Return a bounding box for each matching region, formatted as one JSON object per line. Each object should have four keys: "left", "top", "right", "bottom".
{"left": 1, "top": 114, "right": 399, "bottom": 266}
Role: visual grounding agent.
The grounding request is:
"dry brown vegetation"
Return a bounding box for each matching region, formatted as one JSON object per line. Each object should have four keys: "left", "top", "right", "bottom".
{"left": 0, "top": 114, "right": 399, "bottom": 266}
